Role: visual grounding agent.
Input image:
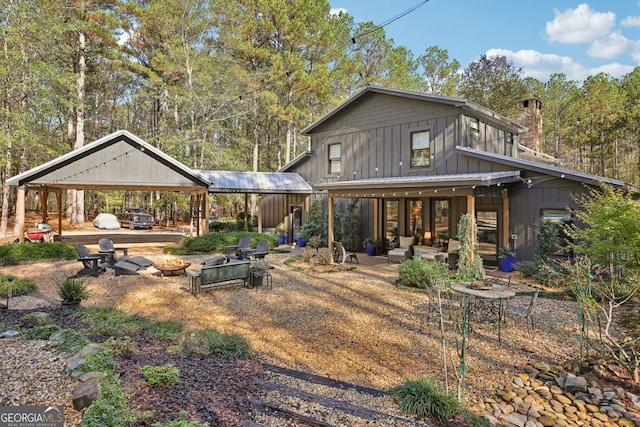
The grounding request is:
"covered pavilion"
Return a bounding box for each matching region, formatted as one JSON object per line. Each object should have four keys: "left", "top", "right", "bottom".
{"left": 7, "top": 130, "right": 311, "bottom": 242}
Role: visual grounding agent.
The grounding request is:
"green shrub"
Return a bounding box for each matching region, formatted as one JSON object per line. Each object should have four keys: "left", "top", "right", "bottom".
{"left": 141, "top": 364, "right": 181, "bottom": 386}
{"left": 182, "top": 232, "right": 278, "bottom": 254}
{"left": 178, "top": 328, "right": 251, "bottom": 359}
{"left": 82, "top": 374, "right": 131, "bottom": 427}
{"left": 146, "top": 319, "right": 184, "bottom": 339}
{"left": 397, "top": 258, "right": 448, "bottom": 289}
{"left": 0, "top": 273, "right": 36, "bottom": 297}
{"left": 56, "top": 276, "right": 91, "bottom": 302}
{"left": 81, "top": 307, "right": 145, "bottom": 336}
{"left": 23, "top": 325, "right": 60, "bottom": 340}
{"left": 103, "top": 336, "right": 136, "bottom": 357}
{"left": 52, "top": 329, "right": 90, "bottom": 353}
{"left": 0, "top": 242, "right": 78, "bottom": 265}
{"left": 392, "top": 377, "right": 461, "bottom": 421}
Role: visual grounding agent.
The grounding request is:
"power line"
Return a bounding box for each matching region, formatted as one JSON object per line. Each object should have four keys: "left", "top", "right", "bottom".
{"left": 225, "top": 0, "right": 431, "bottom": 108}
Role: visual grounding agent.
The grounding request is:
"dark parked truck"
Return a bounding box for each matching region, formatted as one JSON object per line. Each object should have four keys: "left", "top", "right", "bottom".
{"left": 119, "top": 208, "right": 154, "bottom": 229}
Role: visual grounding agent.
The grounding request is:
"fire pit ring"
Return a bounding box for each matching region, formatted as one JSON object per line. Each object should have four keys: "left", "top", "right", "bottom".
{"left": 153, "top": 261, "right": 191, "bottom": 278}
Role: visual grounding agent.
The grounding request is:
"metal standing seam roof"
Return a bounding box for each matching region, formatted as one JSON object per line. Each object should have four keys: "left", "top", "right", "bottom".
{"left": 457, "top": 146, "right": 639, "bottom": 191}
{"left": 314, "top": 171, "right": 522, "bottom": 190}
{"left": 6, "top": 130, "right": 211, "bottom": 191}
{"left": 196, "top": 170, "right": 313, "bottom": 194}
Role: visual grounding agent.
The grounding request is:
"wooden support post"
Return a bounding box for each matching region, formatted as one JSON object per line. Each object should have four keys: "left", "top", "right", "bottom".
{"left": 328, "top": 194, "right": 335, "bottom": 264}
{"left": 16, "top": 186, "right": 25, "bottom": 243}
{"left": 502, "top": 196, "right": 510, "bottom": 248}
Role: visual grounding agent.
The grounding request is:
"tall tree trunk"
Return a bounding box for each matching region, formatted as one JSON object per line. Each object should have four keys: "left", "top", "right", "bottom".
{"left": 251, "top": 105, "right": 259, "bottom": 218}
{"left": 74, "top": 30, "right": 86, "bottom": 228}
{"left": 1, "top": 141, "right": 12, "bottom": 237}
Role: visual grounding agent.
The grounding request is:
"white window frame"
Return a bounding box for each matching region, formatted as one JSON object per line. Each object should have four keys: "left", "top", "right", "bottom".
{"left": 329, "top": 143, "right": 341, "bottom": 174}
{"left": 410, "top": 130, "right": 430, "bottom": 168}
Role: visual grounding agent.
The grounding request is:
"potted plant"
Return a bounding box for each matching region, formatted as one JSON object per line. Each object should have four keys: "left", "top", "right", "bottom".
{"left": 363, "top": 237, "right": 380, "bottom": 256}
{"left": 275, "top": 223, "right": 286, "bottom": 245}
{"left": 56, "top": 276, "right": 91, "bottom": 308}
{"left": 498, "top": 247, "right": 516, "bottom": 272}
{"left": 250, "top": 259, "right": 271, "bottom": 288}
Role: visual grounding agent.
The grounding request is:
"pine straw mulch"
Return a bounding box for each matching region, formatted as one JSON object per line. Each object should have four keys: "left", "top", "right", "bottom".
{"left": 3, "top": 251, "right": 588, "bottom": 401}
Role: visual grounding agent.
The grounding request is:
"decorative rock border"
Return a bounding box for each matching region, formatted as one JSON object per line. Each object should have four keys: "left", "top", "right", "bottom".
{"left": 468, "top": 361, "right": 640, "bottom": 427}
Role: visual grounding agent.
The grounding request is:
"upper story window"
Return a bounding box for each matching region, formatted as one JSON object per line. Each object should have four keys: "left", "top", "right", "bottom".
{"left": 411, "top": 130, "right": 430, "bottom": 167}
{"left": 329, "top": 143, "right": 341, "bottom": 174}
{"left": 507, "top": 132, "right": 514, "bottom": 144}
{"left": 470, "top": 117, "right": 479, "bottom": 132}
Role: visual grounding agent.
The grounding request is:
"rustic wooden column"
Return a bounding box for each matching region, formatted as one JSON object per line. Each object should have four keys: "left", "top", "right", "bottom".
{"left": 16, "top": 186, "right": 25, "bottom": 243}
{"left": 328, "top": 194, "right": 335, "bottom": 264}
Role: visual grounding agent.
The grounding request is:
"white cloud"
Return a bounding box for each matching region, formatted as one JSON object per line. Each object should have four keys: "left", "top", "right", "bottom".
{"left": 587, "top": 30, "right": 630, "bottom": 58}
{"left": 546, "top": 4, "right": 615, "bottom": 44}
{"left": 486, "top": 48, "right": 620, "bottom": 82}
{"left": 621, "top": 15, "right": 640, "bottom": 26}
{"left": 330, "top": 7, "right": 348, "bottom": 16}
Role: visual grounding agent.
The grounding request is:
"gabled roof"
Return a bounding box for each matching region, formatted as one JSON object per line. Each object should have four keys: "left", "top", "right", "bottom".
{"left": 197, "top": 171, "right": 312, "bottom": 194}
{"left": 278, "top": 150, "right": 313, "bottom": 173}
{"left": 301, "top": 85, "right": 528, "bottom": 135}
{"left": 7, "top": 130, "right": 210, "bottom": 191}
{"left": 458, "top": 146, "right": 638, "bottom": 191}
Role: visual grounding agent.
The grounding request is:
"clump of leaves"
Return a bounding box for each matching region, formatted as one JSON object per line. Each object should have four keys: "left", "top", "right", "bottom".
{"left": 56, "top": 276, "right": 91, "bottom": 302}
{"left": 0, "top": 273, "right": 36, "bottom": 297}
{"left": 177, "top": 328, "right": 251, "bottom": 359}
{"left": 141, "top": 364, "right": 181, "bottom": 386}
{"left": 52, "top": 329, "right": 90, "bottom": 353}
{"left": 103, "top": 336, "right": 137, "bottom": 357}
{"left": 392, "top": 377, "right": 461, "bottom": 421}
{"left": 82, "top": 375, "right": 131, "bottom": 427}
{"left": 23, "top": 325, "right": 60, "bottom": 340}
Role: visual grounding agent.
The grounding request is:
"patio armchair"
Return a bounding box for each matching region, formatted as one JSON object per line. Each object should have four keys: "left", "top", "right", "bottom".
{"left": 387, "top": 236, "right": 415, "bottom": 263}
{"left": 333, "top": 241, "right": 359, "bottom": 264}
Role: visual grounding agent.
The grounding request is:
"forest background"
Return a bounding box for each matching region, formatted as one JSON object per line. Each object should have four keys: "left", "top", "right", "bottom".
{"left": 2, "top": 0, "right": 640, "bottom": 236}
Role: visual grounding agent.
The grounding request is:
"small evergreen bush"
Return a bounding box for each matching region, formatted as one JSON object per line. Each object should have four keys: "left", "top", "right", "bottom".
{"left": 141, "top": 364, "right": 181, "bottom": 386}
{"left": 56, "top": 276, "right": 91, "bottom": 303}
{"left": 392, "top": 377, "right": 461, "bottom": 421}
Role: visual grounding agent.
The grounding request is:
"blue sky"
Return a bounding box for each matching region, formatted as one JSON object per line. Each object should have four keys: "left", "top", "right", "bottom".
{"left": 329, "top": 1, "right": 640, "bottom": 82}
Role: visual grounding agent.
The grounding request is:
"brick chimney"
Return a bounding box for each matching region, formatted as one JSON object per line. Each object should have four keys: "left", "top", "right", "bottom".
{"left": 517, "top": 99, "right": 542, "bottom": 152}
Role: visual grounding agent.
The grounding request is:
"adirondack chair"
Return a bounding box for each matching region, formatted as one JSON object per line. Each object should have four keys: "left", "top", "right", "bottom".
{"left": 252, "top": 240, "right": 269, "bottom": 259}
{"left": 97, "top": 238, "right": 153, "bottom": 276}
{"left": 76, "top": 245, "right": 109, "bottom": 277}
{"left": 225, "top": 236, "right": 252, "bottom": 261}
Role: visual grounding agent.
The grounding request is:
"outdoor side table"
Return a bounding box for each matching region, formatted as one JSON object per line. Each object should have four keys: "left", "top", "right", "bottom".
{"left": 251, "top": 270, "right": 272, "bottom": 289}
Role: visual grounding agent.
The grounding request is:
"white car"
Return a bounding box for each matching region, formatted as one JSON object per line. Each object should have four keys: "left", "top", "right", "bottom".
{"left": 93, "top": 213, "right": 121, "bottom": 230}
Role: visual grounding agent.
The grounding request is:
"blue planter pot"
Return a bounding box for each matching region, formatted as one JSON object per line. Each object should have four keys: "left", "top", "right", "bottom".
{"left": 365, "top": 243, "right": 376, "bottom": 256}
{"left": 297, "top": 237, "right": 306, "bottom": 247}
{"left": 499, "top": 256, "right": 515, "bottom": 272}
{"left": 278, "top": 234, "right": 286, "bottom": 245}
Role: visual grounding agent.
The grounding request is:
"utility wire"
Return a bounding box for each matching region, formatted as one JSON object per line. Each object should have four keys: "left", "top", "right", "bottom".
{"left": 226, "top": 0, "right": 430, "bottom": 107}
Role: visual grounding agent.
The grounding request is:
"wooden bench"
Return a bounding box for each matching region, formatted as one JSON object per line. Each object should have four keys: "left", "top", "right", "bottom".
{"left": 186, "top": 260, "right": 251, "bottom": 296}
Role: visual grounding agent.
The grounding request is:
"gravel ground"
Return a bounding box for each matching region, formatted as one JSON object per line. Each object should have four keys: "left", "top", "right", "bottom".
{"left": 0, "top": 251, "right": 605, "bottom": 425}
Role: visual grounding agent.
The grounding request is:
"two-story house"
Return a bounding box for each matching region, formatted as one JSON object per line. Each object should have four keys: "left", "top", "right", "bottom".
{"left": 266, "top": 85, "right": 633, "bottom": 264}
